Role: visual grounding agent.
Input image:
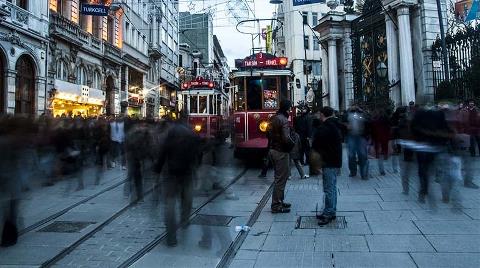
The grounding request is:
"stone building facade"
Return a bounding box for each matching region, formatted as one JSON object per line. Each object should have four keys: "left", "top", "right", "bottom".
{"left": 0, "top": 0, "right": 49, "bottom": 115}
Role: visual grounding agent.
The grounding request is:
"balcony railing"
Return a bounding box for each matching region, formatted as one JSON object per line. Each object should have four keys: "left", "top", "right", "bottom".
{"left": 2, "top": 2, "right": 47, "bottom": 36}
{"left": 104, "top": 41, "right": 122, "bottom": 59}
{"left": 50, "top": 13, "right": 102, "bottom": 53}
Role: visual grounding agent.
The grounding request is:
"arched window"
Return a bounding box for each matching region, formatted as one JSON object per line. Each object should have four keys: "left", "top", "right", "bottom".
{"left": 56, "top": 60, "right": 68, "bottom": 81}
{"left": 76, "top": 66, "right": 87, "bottom": 86}
{"left": 15, "top": 55, "right": 36, "bottom": 115}
{"left": 93, "top": 71, "right": 102, "bottom": 89}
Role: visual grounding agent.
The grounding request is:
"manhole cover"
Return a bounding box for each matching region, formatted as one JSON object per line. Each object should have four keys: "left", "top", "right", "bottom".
{"left": 190, "top": 214, "right": 233, "bottom": 226}
{"left": 295, "top": 216, "right": 347, "bottom": 229}
{"left": 38, "top": 221, "right": 95, "bottom": 233}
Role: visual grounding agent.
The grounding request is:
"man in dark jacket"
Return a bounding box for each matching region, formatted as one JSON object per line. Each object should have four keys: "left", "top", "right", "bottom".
{"left": 155, "top": 120, "right": 204, "bottom": 246}
{"left": 312, "top": 107, "right": 342, "bottom": 225}
{"left": 267, "top": 100, "right": 294, "bottom": 213}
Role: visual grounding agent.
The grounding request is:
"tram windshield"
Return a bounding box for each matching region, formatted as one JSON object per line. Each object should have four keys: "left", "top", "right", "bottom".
{"left": 235, "top": 76, "right": 289, "bottom": 111}
{"left": 185, "top": 91, "right": 228, "bottom": 116}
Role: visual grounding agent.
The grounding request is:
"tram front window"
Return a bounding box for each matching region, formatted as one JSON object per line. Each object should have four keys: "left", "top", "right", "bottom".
{"left": 246, "top": 77, "right": 279, "bottom": 110}
{"left": 190, "top": 95, "right": 198, "bottom": 113}
{"left": 199, "top": 96, "right": 207, "bottom": 114}
{"left": 247, "top": 78, "right": 262, "bottom": 110}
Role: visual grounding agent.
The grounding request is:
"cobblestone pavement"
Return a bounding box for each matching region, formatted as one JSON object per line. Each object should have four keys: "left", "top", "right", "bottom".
{"left": 228, "top": 154, "right": 480, "bottom": 268}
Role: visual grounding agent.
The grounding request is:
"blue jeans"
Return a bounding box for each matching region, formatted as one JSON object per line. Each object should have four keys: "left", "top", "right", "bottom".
{"left": 322, "top": 168, "right": 338, "bottom": 216}
{"left": 347, "top": 135, "right": 369, "bottom": 179}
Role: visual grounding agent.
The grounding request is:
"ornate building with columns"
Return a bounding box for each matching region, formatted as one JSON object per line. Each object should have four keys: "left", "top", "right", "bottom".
{"left": 0, "top": 0, "right": 49, "bottom": 115}
{"left": 312, "top": 0, "right": 446, "bottom": 111}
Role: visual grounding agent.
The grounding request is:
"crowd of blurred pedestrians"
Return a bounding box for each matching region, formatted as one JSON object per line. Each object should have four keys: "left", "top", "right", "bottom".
{"left": 0, "top": 113, "right": 222, "bottom": 248}
{"left": 269, "top": 99, "right": 480, "bottom": 225}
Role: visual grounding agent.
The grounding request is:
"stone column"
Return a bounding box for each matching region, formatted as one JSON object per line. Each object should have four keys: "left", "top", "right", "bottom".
{"left": 328, "top": 39, "right": 339, "bottom": 110}
{"left": 397, "top": 5, "right": 415, "bottom": 105}
{"left": 386, "top": 14, "right": 401, "bottom": 106}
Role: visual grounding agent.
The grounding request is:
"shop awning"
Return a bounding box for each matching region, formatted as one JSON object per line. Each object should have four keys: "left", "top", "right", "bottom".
{"left": 54, "top": 80, "right": 104, "bottom": 105}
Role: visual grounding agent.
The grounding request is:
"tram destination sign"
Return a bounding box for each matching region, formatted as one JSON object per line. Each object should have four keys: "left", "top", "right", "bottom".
{"left": 240, "top": 54, "right": 288, "bottom": 68}
{"left": 80, "top": 4, "right": 109, "bottom": 16}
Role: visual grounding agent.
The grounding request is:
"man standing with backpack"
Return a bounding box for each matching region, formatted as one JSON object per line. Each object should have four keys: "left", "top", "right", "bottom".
{"left": 267, "top": 100, "right": 294, "bottom": 213}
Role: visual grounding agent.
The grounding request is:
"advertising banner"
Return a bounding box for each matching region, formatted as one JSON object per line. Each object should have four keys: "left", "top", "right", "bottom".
{"left": 293, "top": 0, "right": 325, "bottom": 7}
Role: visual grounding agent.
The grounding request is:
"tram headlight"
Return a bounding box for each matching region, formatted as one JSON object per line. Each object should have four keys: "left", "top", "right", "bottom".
{"left": 259, "top": 121, "right": 269, "bottom": 133}
{"left": 194, "top": 124, "right": 202, "bottom": 132}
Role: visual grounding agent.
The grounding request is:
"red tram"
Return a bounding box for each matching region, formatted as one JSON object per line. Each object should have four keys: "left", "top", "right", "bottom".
{"left": 230, "top": 52, "right": 293, "bottom": 157}
{"left": 180, "top": 77, "right": 229, "bottom": 139}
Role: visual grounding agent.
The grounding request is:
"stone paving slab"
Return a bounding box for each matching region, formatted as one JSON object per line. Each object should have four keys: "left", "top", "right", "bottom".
{"left": 314, "top": 235, "right": 369, "bottom": 252}
{"left": 332, "top": 252, "right": 416, "bottom": 268}
{"left": 425, "top": 235, "right": 480, "bottom": 252}
{"left": 229, "top": 155, "right": 480, "bottom": 268}
{"left": 365, "top": 234, "right": 435, "bottom": 252}
{"left": 411, "top": 253, "right": 480, "bottom": 268}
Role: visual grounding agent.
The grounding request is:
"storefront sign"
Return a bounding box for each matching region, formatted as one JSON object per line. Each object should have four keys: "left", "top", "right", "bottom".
{"left": 182, "top": 77, "right": 215, "bottom": 89}
{"left": 80, "top": 4, "right": 109, "bottom": 16}
{"left": 293, "top": 0, "right": 324, "bottom": 7}
{"left": 241, "top": 53, "right": 288, "bottom": 68}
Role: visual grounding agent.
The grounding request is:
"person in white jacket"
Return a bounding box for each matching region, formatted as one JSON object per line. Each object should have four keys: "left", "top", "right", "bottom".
{"left": 110, "top": 116, "right": 126, "bottom": 170}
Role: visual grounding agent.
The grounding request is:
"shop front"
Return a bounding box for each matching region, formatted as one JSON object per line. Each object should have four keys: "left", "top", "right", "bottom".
{"left": 52, "top": 80, "right": 104, "bottom": 117}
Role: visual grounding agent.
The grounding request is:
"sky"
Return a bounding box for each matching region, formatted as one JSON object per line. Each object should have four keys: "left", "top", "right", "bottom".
{"left": 178, "top": 0, "right": 276, "bottom": 68}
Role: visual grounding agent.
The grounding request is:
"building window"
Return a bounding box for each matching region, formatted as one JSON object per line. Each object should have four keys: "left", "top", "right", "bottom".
{"left": 179, "top": 54, "right": 183, "bottom": 67}
{"left": 77, "top": 66, "right": 87, "bottom": 86}
{"left": 304, "top": 35, "right": 309, "bottom": 50}
{"left": 13, "top": 0, "right": 28, "bottom": 10}
{"left": 93, "top": 71, "right": 102, "bottom": 89}
{"left": 107, "top": 16, "right": 115, "bottom": 44}
{"left": 312, "top": 12, "right": 318, "bottom": 26}
{"left": 311, "top": 61, "right": 322, "bottom": 76}
{"left": 92, "top": 16, "right": 102, "bottom": 39}
{"left": 56, "top": 60, "right": 68, "bottom": 81}
{"left": 125, "top": 22, "right": 130, "bottom": 43}
{"left": 313, "top": 37, "right": 319, "bottom": 50}
{"left": 302, "top": 12, "right": 308, "bottom": 25}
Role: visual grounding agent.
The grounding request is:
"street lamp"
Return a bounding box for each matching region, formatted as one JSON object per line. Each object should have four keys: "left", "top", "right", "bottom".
{"left": 376, "top": 62, "right": 388, "bottom": 79}
{"left": 269, "top": 0, "right": 283, "bottom": 4}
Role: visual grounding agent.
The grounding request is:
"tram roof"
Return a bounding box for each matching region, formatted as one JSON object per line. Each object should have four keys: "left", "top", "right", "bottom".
{"left": 230, "top": 69, "right": 292, "bottom": 78}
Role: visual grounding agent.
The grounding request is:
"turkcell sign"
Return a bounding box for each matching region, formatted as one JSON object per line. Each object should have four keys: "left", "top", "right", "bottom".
{"left": 80, "top": 4, "right": 109, "bottom": 16}
{"left": 293, "top": 0, "right": 324, "bottom": 6}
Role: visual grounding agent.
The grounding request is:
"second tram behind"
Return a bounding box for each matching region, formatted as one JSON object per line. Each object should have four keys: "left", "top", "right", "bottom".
{"left": 230, "top": 52, "right": 293, "bottom": 157}
{"left": 180, "top": 77, "right": 230, "bottom": 139}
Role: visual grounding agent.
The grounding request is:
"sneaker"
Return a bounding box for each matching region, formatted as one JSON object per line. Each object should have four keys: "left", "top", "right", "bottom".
{"left": 271, "top": 207, "right": 291, "bottom": 213}
{"left": 282, "top": 202, "right": 291, "bottom": 208}
{"left": 316, "top": 214, "right": 336, "bottom": 220}
{"left": 318, "top": 215, "right": 335, "bottom": 225}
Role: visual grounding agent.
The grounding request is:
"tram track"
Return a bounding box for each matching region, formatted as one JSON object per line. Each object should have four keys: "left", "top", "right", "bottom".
{"left": 39, "top": 166, "right": 248, "bottom": 268}
{"left": 19, "top": 175, "right": 127, "bottom": 236}
{"left": 117, "top": 167, "right": 248, "bottom": 268}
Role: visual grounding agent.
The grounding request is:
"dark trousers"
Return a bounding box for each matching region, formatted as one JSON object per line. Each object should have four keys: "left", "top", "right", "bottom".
{"left": 300, "top": 137, "right": 310, "bottom": 165}
{"left": 164, "top": 174, "right": 193, "bottom": 243}
{"left": 469, "top": 135, "right": 480, "bottom": 156}
{"left": 127, "top": 155, "right": 143, "bottom": 201}
{"left": 417, "top": 152, "right": 435, "bottom": 197}
{"left": 270, "top": 149, "right": 290, "bottom": 210}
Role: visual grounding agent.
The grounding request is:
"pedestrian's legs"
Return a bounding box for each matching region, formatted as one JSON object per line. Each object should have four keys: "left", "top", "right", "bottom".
{"left": 270, "top": 150, "right": 290, "bottom": 210}
{"left": 259, "top": 152, "right": 270, "bottom": 177}
{"left": 180, "top": 176, "right": 193, "bottom": 224}
{"left": 475, "top": 136, "right": 480, "bottom": 157}
{"left": 293, "top": 159, "right": 305, "bottom": 178}
{"left": 301, "top": 137, "right": 310, "bottom": 165}
{"left": 133, "top": 159, "right": 143, "bottom": 202}
{"left": 347, "top": 136, "right": 357, "bottom": 176}
{"left": 358, "top": 137, "right": 369, "bottom": 180}
{"left": 164, "top": 179, "right": 178, "bottom": 246}
{"left": 322, "top": 168, "right": 338, "bottom": 216}
{"left": 470, "top": 135, "right": 477, "bottom": 156}
{"left": 417, "top": 152, "right": 434, "bottom": 202}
